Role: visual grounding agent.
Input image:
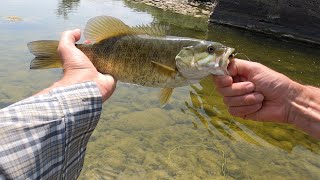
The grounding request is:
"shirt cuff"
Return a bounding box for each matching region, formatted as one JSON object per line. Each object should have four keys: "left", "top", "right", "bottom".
{"left": 0, "top": 81, "right": 103, "bottom": 179}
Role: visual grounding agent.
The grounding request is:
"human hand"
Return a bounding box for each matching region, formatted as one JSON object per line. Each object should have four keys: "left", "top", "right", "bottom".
{"left": 38, "top": 29, "right": 116, "bottom": 102}
{"left": 213, "top": 58, "right": 302, "bottom": 123}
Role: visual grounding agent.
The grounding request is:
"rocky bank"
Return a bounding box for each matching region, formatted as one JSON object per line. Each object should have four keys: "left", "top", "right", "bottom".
{"left": 127, "top": 0, "right": 215, "bottom": 18}
{"left": 210, "top": 0, "right": 320, "bottom": 45}
{"left": 128, "top": 0, "right": 320, "bottom": 45}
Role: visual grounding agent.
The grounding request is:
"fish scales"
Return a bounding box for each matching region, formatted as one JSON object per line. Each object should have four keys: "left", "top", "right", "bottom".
{"left": 78, "top": 35, "right": 201, "bottom": 87}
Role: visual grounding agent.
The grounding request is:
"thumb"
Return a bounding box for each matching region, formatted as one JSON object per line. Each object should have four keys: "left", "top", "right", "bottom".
{"left": 62, "top": 29, "right": 81, "bottom": 45}
{"left": 228, "top": 58, "right": 253, "bottom": 77}
{"left": 58, "top": 29, "right": 81, "bottom": 51}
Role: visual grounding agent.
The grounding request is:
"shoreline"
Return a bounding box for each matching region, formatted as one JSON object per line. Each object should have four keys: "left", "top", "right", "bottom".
{"left": 126, "top": 0, "right": 215, "bottom": 18}
{"left": 126, "top": 0, "right": 320, "bottom": 46}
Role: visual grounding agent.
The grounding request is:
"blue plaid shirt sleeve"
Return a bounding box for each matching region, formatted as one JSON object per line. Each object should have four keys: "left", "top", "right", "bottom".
{"left": 0, "top": 81, "right": 103, "bottom": 180}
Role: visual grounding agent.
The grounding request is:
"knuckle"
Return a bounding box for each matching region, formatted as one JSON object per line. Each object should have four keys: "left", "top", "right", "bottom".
{"left": 255, "top": 103, "right": 263, "bottom": 110}
{"left": 244, "top": 84, "right": 254, "bottom": 93}
{"left": 214, "top": 76, "right": 232, "bottom": 87}
{"left": 61, "top": 30, "right": 72, "bottom": 37}
{"left": 243, "top": 94, "right": 256, "bottom": 105}
{"left": 251, "top": 62, "right": 262, "bottom": 69}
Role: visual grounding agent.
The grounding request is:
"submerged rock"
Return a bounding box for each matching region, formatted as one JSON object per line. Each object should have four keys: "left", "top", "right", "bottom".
{"left": 111, "top": 108, "right": 174, "bottom": 131}
{"left": 5, "top": 16, "right": 23, "bottom": 22}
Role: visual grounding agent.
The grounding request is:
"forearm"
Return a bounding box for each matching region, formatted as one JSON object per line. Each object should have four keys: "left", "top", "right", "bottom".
{"left": 0, "top": 81, "right": 102, "bottom": 179}
{"left": 288, "top": 84, "right": 320, "bottom": 139}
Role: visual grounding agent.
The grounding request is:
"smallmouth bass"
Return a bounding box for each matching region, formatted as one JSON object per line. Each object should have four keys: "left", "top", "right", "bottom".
{"left": 28, "top": 16, "right": 235, "bottom": 106}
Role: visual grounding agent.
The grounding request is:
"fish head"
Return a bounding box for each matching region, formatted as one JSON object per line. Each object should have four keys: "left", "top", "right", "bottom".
{"left": 175, "top": 41, "right": 235, "bottom": 81}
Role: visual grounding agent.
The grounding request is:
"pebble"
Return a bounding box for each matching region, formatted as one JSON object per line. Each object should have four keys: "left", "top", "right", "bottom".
{"left": 5, "top": 16, "right": 23, "bottom": 22}
{"left": 201, "top": 10, "right": 210, "bottom": 15}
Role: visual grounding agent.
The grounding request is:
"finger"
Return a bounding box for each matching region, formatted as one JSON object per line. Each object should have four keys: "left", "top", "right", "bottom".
{"left": 227, "top": 58, "right": 237, "bottom": 76}
{"left": 213, "top": 75, "right": 233, "bottom": 88}
{"left": 228, "top": 103, "right": 262, "bottom": 117}
{"left": 61, "top": 29, "right": 81, "bottom": 45}
{"left": 73, "top": 29, "right": 81, "bottom": 41}
{"left": 232, "top": 75, "right": 248, "bottom": 83}
{"left": 58, "top": 29, "right": 81, "bottom": 51}
{"left": 84, "top": 40, "right": 92, "bottom": 44}
{"left": 216, "top": 81, "right": 255, "bottom": 97}
{"left": 227, "top": 58, "right": 253, "bottom": 77}
{"left": 223, "top": 92, "right": 264, "bottom": 106}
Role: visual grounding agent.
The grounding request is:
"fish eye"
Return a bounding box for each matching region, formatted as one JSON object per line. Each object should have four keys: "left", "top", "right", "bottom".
{"left": 207, "top": 46, "right": 215, "bottom": 54}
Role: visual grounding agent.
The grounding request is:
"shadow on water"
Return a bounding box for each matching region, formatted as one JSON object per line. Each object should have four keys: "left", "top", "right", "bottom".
{"left": 184, "top": 77, "right": 320, "bottom": 153}
{"left": 56, "top": 0, "right": 81, "bottom": 19}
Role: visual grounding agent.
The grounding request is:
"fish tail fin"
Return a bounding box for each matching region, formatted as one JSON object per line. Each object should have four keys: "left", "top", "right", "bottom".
{"left": 27, "top": 40, "right": 62, "bottom": 69}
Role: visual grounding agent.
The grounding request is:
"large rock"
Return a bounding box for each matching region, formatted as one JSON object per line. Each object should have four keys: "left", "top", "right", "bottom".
{"left": 209, "top": 0, "right": 320, "bottom": 45}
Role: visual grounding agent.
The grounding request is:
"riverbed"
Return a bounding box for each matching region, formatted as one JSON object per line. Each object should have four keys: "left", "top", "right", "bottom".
{"left": 0, "top": 0, "right": 319, "bottom": 179}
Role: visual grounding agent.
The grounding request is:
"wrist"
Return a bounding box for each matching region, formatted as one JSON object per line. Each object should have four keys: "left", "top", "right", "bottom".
{"left": 95, "top": 74, "right": 116, "bottom": 102}
{"left": 287, "top": 83, "right": 320, "bottom": 138}
{"left": 285, "top": 81, "right": 305, "bottom": 124}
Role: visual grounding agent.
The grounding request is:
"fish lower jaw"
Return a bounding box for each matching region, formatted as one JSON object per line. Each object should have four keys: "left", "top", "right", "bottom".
{"left": 210, "top": 67, "right": 227, "bottom": 75}
{"left": 219, "top": 47, "right": 235, "bottom": 75}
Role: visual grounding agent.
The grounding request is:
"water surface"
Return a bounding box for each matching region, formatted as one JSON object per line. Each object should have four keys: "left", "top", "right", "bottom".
{"left": 0, "top": 0, "right": 320, "bottom": 179}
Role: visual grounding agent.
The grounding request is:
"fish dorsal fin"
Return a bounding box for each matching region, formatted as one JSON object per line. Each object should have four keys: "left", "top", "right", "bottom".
{"left": 151, "top": 61, "right": 177, "bottom": 77}
{"left": 84, "top": 16, "right": 167, "bottom": 43}
{"left": 131, "top": 24, "right": 167, "bottom": 37}
{"left": 160, "top": 88, "right": 174, "bottom": 107}
{"left": 84, "top": 16, "right": 133, "bottom": 43}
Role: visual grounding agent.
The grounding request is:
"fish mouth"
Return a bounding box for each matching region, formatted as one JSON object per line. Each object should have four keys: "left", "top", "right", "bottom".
{"left": 224, "top": 47, "right": 235, "bottom": 62}
{"left": 221, "top": 47, "right": 235, "bottom": 75}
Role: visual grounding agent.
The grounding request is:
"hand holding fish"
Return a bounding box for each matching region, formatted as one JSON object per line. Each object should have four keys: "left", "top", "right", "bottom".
{"left": 35, "top": 29, "right": 116, "bottom": 102}
{"left": 213, "top": 59, "right": 320, "bottom": 139}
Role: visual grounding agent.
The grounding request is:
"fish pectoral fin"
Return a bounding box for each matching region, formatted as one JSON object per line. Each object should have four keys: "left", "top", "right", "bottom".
{"left": 84, "top": 16, "right": 133, "bottom": 43}
{"left": 159, "top": 88, "right": 174, "bottom": 107}
{"left": 131, "top": 24, "right": 167, "bottom": 37}
{"left": 151, "top": 61, "right": 177, "bottom": 77}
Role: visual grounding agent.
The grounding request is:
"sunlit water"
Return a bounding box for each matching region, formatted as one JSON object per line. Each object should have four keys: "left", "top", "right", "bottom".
{"left": 1, "top": 0, "right": 320, "bottom": 179}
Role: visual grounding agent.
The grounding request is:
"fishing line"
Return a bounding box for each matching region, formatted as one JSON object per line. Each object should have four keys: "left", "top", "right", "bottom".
{"left": 233, "top": 52, "right": 251, "bottom": 61}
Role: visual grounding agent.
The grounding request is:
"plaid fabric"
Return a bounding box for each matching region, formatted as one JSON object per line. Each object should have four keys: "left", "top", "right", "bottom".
{"left": 0, "top": 81, "right": 102, "bottom": 180}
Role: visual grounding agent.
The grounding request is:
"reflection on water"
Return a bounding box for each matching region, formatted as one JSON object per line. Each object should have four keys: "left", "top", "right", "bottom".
{"left": 56, "top": 0, "right": 80, "bottom": 19}
{"left": 1, "top": 0, "right": 320, "bottom": 179}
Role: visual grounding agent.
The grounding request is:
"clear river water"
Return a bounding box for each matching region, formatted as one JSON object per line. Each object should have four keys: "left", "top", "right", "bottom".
{"left": 0, "top": 0, "right": 320, "bottom": 179}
